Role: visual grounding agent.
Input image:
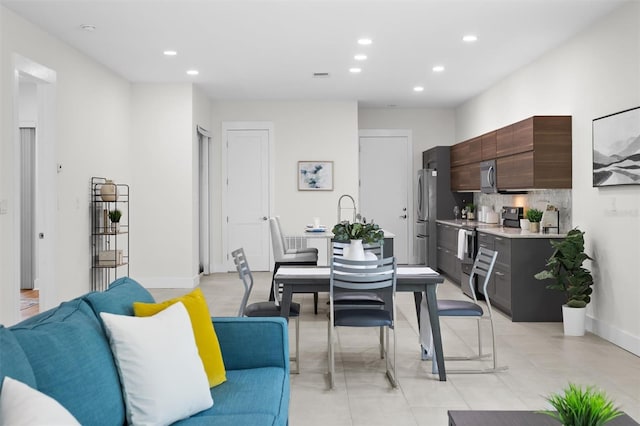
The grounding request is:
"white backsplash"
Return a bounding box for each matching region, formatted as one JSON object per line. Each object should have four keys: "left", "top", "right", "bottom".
{"left": 474, "top": 189, "right": 572, "bottom": 233}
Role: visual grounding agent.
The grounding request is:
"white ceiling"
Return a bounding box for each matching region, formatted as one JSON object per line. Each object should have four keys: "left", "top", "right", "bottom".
{"left": 2, "top": 0, "right": 629, "bottom": 108}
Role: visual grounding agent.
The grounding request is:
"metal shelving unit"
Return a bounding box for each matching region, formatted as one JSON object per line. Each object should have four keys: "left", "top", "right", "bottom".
{"left": 91, "top": 177, "right": 129, "bottom": 291}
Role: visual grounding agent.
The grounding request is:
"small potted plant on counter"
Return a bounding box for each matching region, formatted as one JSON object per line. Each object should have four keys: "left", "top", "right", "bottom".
{"left": 466, "top": 203, "right": 476, "bottom": 220}
{"left": 332, "top": 219, "right": 384, "bottom": 260}
{"left": 534, "top": 228, "right": 594, "bottom": 336}
{"left": 108, "top": 209, "right": 122, "bottom": 233}
{"left": 541, "top": 383, "right": 622, "bottom": 426}
{"left": 526, "top": 208, "right": 543, "bottom": 232}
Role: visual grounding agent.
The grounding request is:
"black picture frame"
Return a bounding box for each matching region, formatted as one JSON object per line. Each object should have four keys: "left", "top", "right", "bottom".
{"left": 592, "top": 106, "right": 640, "bottom": 187}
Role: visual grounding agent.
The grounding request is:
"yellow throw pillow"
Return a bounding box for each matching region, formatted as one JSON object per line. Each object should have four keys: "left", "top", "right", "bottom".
{"left": 133, "top": 288, "right": 226, "bottom": 387}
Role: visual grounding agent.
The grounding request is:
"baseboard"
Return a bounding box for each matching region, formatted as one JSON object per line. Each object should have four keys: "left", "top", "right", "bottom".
{"left": 587, "top": 315, "right": 640, "bottom": 356}
{"left": 137, "top": 276, "right": 200, "bottom": 289}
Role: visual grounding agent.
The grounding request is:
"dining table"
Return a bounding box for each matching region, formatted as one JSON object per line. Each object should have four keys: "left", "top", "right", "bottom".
{"left": 274, "top": 265, "right": 448, "bottom": 381}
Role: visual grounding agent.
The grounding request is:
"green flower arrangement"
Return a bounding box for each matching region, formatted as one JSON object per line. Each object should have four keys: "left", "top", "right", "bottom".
{"left": 332, "top": 220, "right": 384, "bottom": 244}
{"left": 541, "top": 383, "right": 622, "bottom": 426}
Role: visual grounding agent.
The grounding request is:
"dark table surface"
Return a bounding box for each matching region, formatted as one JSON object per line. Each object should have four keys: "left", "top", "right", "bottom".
{"left": 448, "top": 410, "right": 638, "bottom": 426}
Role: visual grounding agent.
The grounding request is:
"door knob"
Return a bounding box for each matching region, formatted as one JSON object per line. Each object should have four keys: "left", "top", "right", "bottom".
{"left": 399, "top": 215, "right": 407, "bottom": 219}
{"left": 261, "top": 216, "right": 268, "bottom": 220}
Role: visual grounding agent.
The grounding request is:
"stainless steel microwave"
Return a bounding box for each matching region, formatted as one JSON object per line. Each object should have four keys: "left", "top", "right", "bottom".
{"left": 480, "top": 160, "right": 497, "bottom": 193}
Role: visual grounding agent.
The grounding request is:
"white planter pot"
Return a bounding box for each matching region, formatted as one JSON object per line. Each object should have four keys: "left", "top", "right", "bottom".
{"left": 562, "top": 305, "right": 586, "bottom": 336}
{"left": 344, "top": 239, "right": 365, "bottom": 260}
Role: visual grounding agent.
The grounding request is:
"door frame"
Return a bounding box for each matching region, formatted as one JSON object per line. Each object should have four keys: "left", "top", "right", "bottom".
{"left": 221, "top": 121, "right": 274, "bottom": 271}
{"left": 12, "top": 54, "right": 57, "bottom": 320}
{"left": 358, "top": 129, "right": 414, "bottom": 263}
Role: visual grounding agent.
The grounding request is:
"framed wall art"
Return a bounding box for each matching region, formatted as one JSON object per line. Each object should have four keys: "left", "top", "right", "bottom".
{"left": 593, "top": 106, "right": 640, "bottom": 187}
{"left": 298, "top": 161, "right": 333, "bottom": 191}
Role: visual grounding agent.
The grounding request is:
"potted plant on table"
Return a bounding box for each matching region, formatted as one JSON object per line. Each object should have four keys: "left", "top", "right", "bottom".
{"left": 534, "top": 228, "right": 594, "bottom": 336}
{"left": 332, "top": 219, "right": 384, "bottom": 260}
{"left": 541, "top": 383, "right": 622, "bottom": 426}
{"left": 526, "top": 208, "right": 543, "bottom": 233}
{"left": 108, "top": 209, "right": 122, "bottom": 233}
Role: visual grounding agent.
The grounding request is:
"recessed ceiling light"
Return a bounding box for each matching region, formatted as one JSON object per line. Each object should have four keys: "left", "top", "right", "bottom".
{"left": 432, "top": 65, "right": 445, "bottom": 72}
{"left": 357, "top": 38, "right": 372, "bottom": 45}
{"left": 349, "top": 68, "right": 362, "bottom": 73}
{"left": 186, "top": 70, "right": 199, "bottom": 76}
{"left": 354, "top": 54, "right": 367, "bottom": 61}
{"left": 463, "top": 34, "right": 478, "bottom": 42}
{"left": 163, "top": 50, "right": 177, "bottom": 56}
{"left": 413, "top": 86, "right": 424, "bottom": 92}
{"left": 80, "top": 24, "right": 96, "bottom": 32}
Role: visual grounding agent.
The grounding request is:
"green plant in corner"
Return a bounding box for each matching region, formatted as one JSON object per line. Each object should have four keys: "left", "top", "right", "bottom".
{"left": 108, "top": 209, "right": 122, "bottom": 223}
{"left": 332, "top": 219, "right": 384, "bottom": 244}
{"left": 541, "top": 383, "right": 622, "bottom": 426}
{"left": 534, "top": 228, "right": 594, "bottom": 308}
{"left": 526, "top": 208, "right": 543, "bottom": 223}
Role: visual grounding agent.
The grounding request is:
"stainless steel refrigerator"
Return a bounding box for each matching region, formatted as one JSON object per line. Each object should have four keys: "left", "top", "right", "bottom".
{"left": 416, "top": 146, "right": 471, "bottom": 267}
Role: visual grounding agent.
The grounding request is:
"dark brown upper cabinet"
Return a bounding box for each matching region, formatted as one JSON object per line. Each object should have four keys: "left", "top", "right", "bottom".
{"left": 481, "top": 131, "right": 497, "bottom": 160}
{"left": 450, "top": 136, "right": 482, "bottom": 167}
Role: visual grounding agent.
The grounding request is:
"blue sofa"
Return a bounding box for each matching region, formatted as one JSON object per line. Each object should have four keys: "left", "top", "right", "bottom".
{"left": 0, "top": 278, "right": 290, "bottom": 426}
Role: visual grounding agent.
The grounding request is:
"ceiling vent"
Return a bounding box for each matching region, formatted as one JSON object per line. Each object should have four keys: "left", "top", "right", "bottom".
{"left": 312, "top": 72, "right": 330, "bottom": 78}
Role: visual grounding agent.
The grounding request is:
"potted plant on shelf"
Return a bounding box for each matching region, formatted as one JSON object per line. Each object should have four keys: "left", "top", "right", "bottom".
{"left": 541, "top": 383, "right": 622, "bottom": 426}
{"left": 534, "top": 228, "right": 594, "bottom": 336}
{"left": 108, "top": 209, "right": 122, "bottom": 233}
{"left": 466, "top": 203, "right": 476, "bottom": 220}
{"left": 526, "top": 208, "right": 543, "bottom": 232}
{"left": 332, "top": 219, "right": 384, "bottom": 260}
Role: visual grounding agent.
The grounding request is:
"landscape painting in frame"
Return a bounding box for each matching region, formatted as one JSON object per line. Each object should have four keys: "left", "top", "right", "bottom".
{"left": 298, "top": 161, "right": 333, "bottom": 191}
{"left": 593, "top": 106, "right": 640, "bottom": 187}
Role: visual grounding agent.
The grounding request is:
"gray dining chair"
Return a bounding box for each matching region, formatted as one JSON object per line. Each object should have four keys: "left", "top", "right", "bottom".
{"left": 269, "top": 216, "right": 319, "bottom": 314}
{"left": 436, "top": 247, "right": 507, "bottom": 373}
{"left": 232, "top": 247, "right": 301, "bottom": 374}
{"left": 328, "top": 255, "right": 398, "bottom": 389}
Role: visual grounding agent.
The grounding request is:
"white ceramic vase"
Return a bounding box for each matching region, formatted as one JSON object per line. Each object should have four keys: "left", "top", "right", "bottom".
{"left": 344, "top": 239, "right": 365, "bottom": 260}
{"left": 562, "top": 305, "right": 586, "bottom": 336}
{"left": 100, "top": 180, "right": 118, "bottom": 202}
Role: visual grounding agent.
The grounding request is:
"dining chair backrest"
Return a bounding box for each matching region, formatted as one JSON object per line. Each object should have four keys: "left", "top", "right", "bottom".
{"left": 268, "top": 217, "right": 287, "bottom": 262}
{"left": 330, "top": 256, "right": 396, "bottom": 296}
{"left": 273, "top": 216, "right": 289, "bottom": 252}
{"left": 469, "top": 247, "right": 498, "bottom": 306}
{"left": 231, "top": 248, "right": 254, "bottom": 317}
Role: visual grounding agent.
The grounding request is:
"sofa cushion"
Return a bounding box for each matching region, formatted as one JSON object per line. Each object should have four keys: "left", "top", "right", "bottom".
{"left": 0, "top": 377, "right": 80, "bottom": 426}
{"left": 133, "top": 287, "right": 227, "bottom": 387}
{"left": 10, "top": 299, "right": 125, "bottom": 426}
{"left": 101, "top": 302, "right": 213, "bottom": 426}
{"left": 173, "top": 413, "right": 276, "bottom": 425}
{"left": 84, "top": 276, "right": 154, "bottom": 320}
{"left": 0, "top": 326, "right": 36, "bottom": 388}
{"left": 186, "top": 367, "right": 288, "bottom": 423}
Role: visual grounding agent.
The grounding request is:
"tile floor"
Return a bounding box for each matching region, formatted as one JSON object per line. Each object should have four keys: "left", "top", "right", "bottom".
{"left": 149, "top": 272, "right": 640, "bottom": 426}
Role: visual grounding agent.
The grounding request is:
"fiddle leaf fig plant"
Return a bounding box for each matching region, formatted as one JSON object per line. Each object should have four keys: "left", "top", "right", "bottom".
{"left": 534, "top": 228, "right": 594, "bottom": 308}
{"left": 541, "top": 383, "right": 622, "bottom": 426}
{"left": 332, "top": 219, "right": 384, "bottom": 244}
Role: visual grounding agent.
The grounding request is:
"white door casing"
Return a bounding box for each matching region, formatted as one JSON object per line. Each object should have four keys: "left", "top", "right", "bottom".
{"left": 222, "top": 123, "right": 272, "bottom": 271}
{"left": 359, "top": 130, "right": 412, "bottom": 264}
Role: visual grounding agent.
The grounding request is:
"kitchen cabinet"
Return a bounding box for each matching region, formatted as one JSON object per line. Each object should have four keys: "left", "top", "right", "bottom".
{"left": 451, "top": 116, "right": 572, "bottom": 191}
{"left": 481, "top": 131, "right": 497, "bottom": 160}
{"left": 450, "top": 136, "right": 481, "bottom": 167}
{"left": 477, "top": 232, "right": 566, "bottom": 321}
{"left": 436, "top": 223, "right": 461, "bottom": 284}
{"left": 451, "top": 162, "right": 480, "bottom": 191}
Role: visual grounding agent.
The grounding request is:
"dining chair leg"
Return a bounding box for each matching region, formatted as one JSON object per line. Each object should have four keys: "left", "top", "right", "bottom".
{"left": 292, "top": 316, "right": 300, "bottom": 374}
{"left": 477, "top": 318, "right": 483, "bottom": 358}
{"left": 328, "top": 321, "right": 335, "bottom": 389}
{"left": 379, "top": 327, "right": 384, "bottom": 359}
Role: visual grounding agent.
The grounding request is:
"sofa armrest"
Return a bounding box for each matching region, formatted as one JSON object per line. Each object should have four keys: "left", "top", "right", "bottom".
{"left": 212, "top": 317, "right": 290, "bottom": 372}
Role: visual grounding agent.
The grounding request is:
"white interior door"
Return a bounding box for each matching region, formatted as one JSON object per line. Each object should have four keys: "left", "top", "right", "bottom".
{"left": 359, "top": 131, "right": 412, "bottom": 264}
{"left": 224, "top": 127, "right": 271, "bottom": 270}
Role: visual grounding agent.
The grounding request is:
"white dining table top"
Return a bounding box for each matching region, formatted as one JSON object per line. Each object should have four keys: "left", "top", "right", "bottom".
{"left": 275, "top": 266, "right": 438, "bottom": 278}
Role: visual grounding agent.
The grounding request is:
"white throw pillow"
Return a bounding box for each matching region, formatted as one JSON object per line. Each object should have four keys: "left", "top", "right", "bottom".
{"left": 100, "top": 302, "right": 213, "bottom": 426}
{"left": 0, "top": 376, "right": 80, "bottom": 426}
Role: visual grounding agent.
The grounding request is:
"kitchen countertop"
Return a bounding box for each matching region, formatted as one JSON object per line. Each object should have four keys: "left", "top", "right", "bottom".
{"left": 436, "top": 219, "right": 566, "bottom": 239}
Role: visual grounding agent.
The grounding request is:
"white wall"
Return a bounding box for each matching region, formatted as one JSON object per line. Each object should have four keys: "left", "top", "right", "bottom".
{"left": 358, "top": 107, "right": 456, "bottom": 176}
{"left": 18, "top": 82, "right": 37, "bottom": 125}
{"left": 456, "top": 3, "right": 640, "bottom": 355}
{"left": 130, "top": 83, "right": 198, "bottom": 288}
{"left": 1, "top": 6, "right": 131, "bottom": 325}
{"left": 210, "top": 101, "right": 358, "bottom": 270}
